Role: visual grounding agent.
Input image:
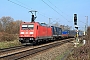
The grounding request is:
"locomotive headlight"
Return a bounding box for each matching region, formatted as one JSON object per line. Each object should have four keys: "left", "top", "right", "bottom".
{"left": 21, "top": 32, "right": 24, "bottom": 34}
{"left": 30, "top": 32, "right": 33, "bottom": 34}
{"left": 20, "top": 38, "right": 23, "bottom": 40}
{"left": 29, "top": 38, "right": 33, "bottom": 40}
{"left": 30, "top": 38, "right": 31, "bottom": 40}
{"left": 19, "top": 38, "right": 23, "bottom": 40}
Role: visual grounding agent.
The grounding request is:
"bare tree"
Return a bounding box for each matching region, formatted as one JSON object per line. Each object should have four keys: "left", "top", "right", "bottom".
{"left": 60, "top": 25, "right": 71, "bottom": 30}
{"left": 0, "top": 16, "right": 14, "bottom": 33}
{"left": 12, "top": 20, "right": 22, "bottom": 34}
{"left": 52, "top": 22, "right": 60, "bottom": 27}
{"left": 0, "top": 20, "right": 2, "bottom": 31}
{"left": 0, "top": 16, "right": 22, "bottom": 34}
{"left": 0, "top": 16, "right": 22, "bottom": 41}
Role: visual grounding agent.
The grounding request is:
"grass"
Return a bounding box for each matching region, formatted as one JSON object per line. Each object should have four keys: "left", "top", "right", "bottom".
{"left": 55, "top": 42, "right": 84, "bottom": 60}
{"left": 77, "top": 42, "right": 83, "bottom": 47}
{"left": 66, "top": 42, "right": 86, "bottom": 60}
{"left": 0, "top": 40, "right": 21, "bottom": 49}
{"left": 55, "top": 49, "right": 70, "bottom": 60}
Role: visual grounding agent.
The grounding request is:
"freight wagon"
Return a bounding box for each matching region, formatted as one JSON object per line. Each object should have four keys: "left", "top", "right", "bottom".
{"left": 51, "top": 26, "right": 62, "bottom": 40}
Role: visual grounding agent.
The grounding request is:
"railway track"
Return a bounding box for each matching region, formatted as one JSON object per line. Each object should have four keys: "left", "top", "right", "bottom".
{"left": 0, "top": 38, "right": 74, "bottom": 60}
{"left": 0, "top": 46, "right": 25, "bottom": 53}
{"left": 0, "top": 45, "right": 34, "bottom": 59}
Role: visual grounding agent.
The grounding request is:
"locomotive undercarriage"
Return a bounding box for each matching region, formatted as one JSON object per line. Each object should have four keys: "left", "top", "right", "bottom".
{"left": 19, "top": 37, "right": 35, "bottom": 45}
{"left": 19, "top": 37, "right": 53, "bottom": 45}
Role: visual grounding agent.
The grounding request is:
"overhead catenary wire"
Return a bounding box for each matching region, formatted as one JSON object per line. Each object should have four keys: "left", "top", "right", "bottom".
{"left": 41, "top": 0, "right": 70, "bottom": 22}
{"left": 15, "top": 0, "right": 33, "bottom": 10}
{"left": 8, "top": 0, "right": 70, "bottom": 23}
{"left": 8, "top": 0, "right": 30, "bottom": 10}
{"left": 48, "top": 0, "right": 74, "bottom": 19}
{"left": 47, "top": 0, "right": 86, "bottom": 25}
{"left": 48, "top": 0, "right": 69, "bottom": 17}
{"left": 15, "top": 0, "right": 48, "bottom": 18}
{"left": 8, "top": 0, "right": 49, "bottom": 19}
{"left": 8, "top": 0, "right": 85, "bottom": 27}
{"left": 45, "top": 0, "right": 87, "bottom": 30}
{"left": 79, "top": 20, "right": 87, "bottom": 25}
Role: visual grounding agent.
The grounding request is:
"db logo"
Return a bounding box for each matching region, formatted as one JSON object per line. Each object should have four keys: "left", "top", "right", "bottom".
{"left": 26, "top": 32, "right": 28, "bottom": 34}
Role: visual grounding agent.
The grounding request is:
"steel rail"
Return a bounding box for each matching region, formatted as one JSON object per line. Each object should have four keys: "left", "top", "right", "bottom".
{"left": 0, "top": 38, "right": 74, "bottom": 60}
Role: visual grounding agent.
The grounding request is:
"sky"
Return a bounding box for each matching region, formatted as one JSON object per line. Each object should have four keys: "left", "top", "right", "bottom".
{"left": 0, "top": 0, "right": 90, "bottom": 31}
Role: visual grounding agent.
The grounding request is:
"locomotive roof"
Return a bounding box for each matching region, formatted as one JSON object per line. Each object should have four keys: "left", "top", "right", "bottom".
{"left": 21, "top": 22, "right": 35, "bottom": 24}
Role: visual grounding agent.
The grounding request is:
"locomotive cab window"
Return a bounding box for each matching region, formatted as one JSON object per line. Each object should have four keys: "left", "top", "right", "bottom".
{"left": 28, "top": 24, "right": 34, "bottom": 29}
{"left": 22, "top": 24, "right": 34, "bottom": 29}
{"left": 22, "top": 25, "right": 27, "bottom": 29}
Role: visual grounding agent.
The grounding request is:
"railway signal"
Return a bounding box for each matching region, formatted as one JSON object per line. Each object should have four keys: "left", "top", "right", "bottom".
{"left": 75, "top": 25, "right": 78, "bottom": 29}
{"left": 74, "top": 14, "right": 77, "bottom": 25}
{"left": 73, "top": 14, "right": 79, "bottom": 47}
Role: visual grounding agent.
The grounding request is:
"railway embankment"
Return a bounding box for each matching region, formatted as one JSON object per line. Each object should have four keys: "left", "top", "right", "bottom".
{"left": 0, "top": 40, "right": 21, "bottom": 49}
{"left": 66, "top": 27, "right": 90, "bottom": 60}
{"left": 0, "top": 38, "right": 74, "bottom": 60}
{"left": 0, "top": 33, "right": 21, "bottom": 49}
{"left": 22, "top": 39, "right": 74, "bottom": 60}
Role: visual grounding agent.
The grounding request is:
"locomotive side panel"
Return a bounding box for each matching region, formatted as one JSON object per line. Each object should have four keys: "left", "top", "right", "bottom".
{"left": 47, "top": 27, "right": 52, "bottom": 38}
{"left": 37, "top": 25, "right": 48, "bottom": 39}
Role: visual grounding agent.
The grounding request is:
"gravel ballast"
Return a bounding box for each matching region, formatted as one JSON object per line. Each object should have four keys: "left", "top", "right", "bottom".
{"left": 23, "top": 41, "right": 74, "bottom": 60}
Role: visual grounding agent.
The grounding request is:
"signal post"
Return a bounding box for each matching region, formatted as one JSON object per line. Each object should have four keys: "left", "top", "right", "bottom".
{"left": 74, "top": 14, "right": 79, "bottom": 47}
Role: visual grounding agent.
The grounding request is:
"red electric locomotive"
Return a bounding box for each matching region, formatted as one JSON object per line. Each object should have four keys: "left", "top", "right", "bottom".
{"left": 19, "top": 11, "right": 52, "bottom": 45}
